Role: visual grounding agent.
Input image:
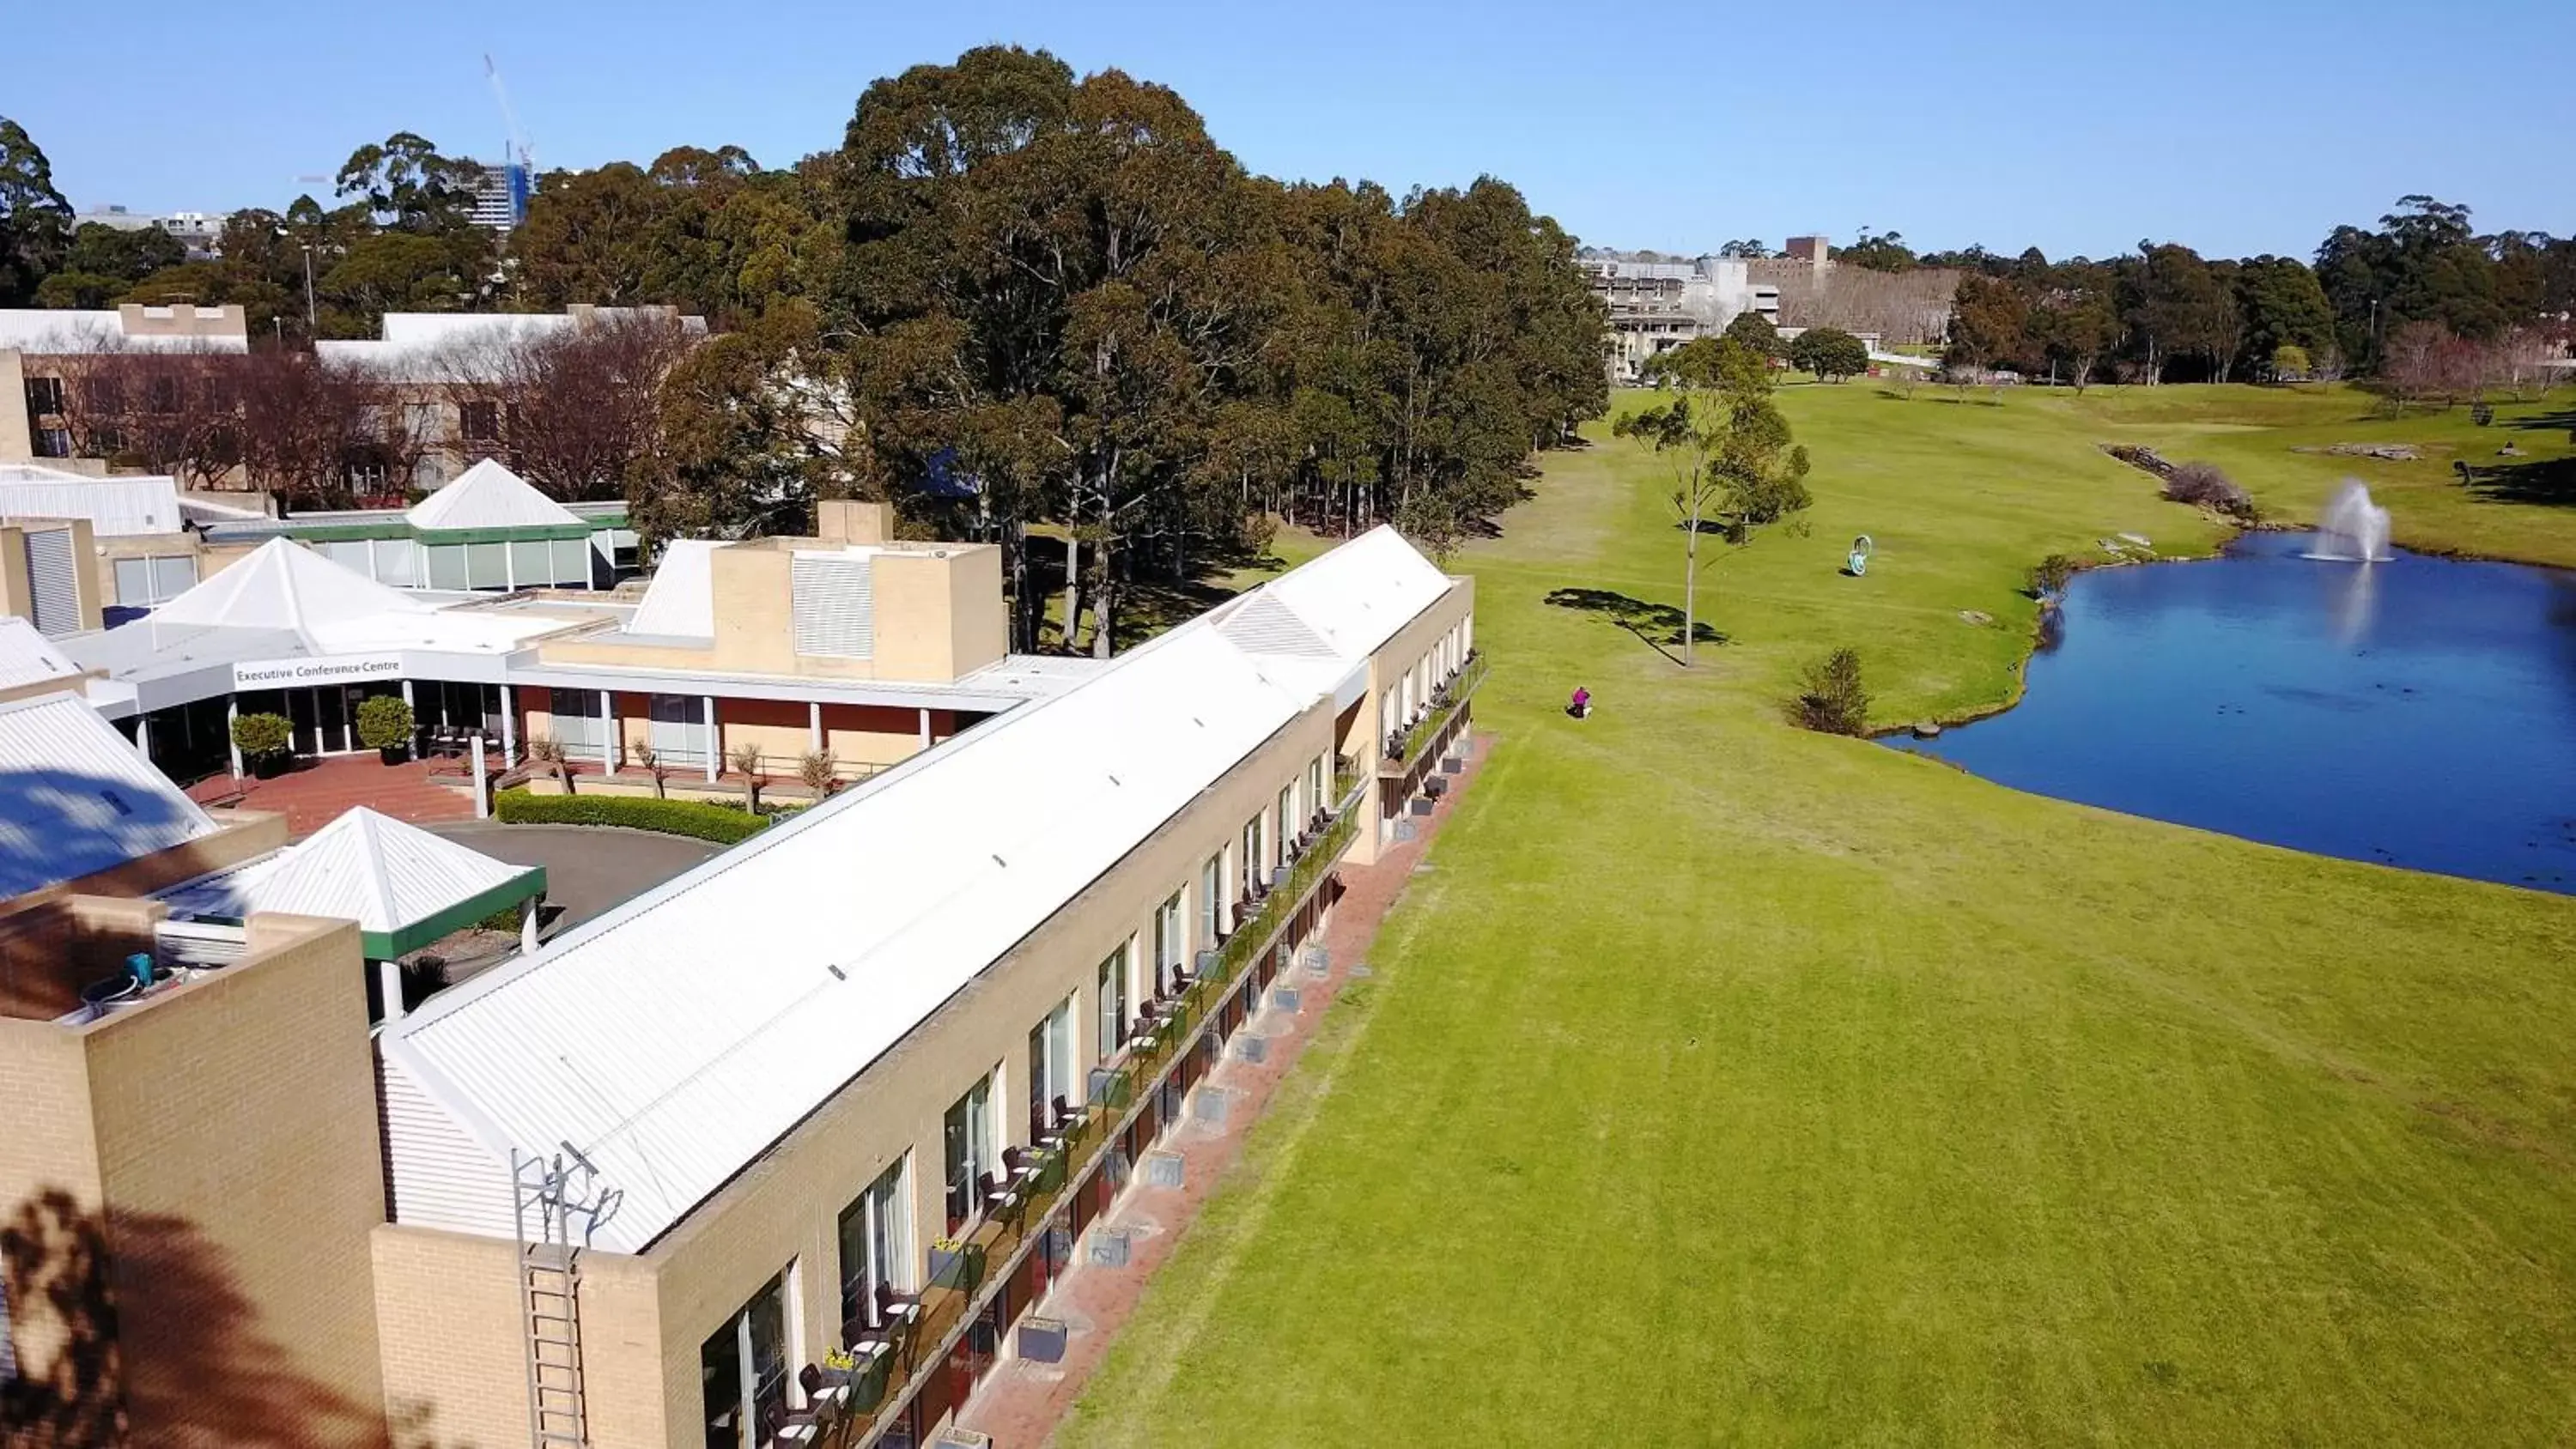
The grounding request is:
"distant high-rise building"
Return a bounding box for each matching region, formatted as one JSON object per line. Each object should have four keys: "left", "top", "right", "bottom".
{"left": 465, "top": 161, "right": 530, "bottom": 230}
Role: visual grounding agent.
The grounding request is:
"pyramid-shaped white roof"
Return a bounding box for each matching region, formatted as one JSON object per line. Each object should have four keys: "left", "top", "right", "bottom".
{"left": 0, "top": 617, "right": 82, "bottom": 692}
{"left": 407, "top": 459, "right": 584, "bottom": 532}
{"left": 151, "top": 537, "right": 438, "bottom": 634}
{"left": 165, "top": 807, "right": 542, "bottom": 957}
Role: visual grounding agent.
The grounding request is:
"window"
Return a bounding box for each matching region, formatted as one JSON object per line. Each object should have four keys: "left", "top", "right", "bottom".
{"left": 699, "top": 1270, "right": 791, "bottom": 1449}
{"left": 459, "top": 399, "right": 501, "bottom": 442}
{"left": 84, "top": 377, "right": 125, "bottom": 415}
{"left": 554, "top": 537, "right": 595, "bottom": 588}
{"left": 25, "top": 375, "right": 64, "bottom": 416}
{"left": 1242, "top": 814, "right": 1266, "bottom": 898}
{"left": 1097, "top": 943, "right": 1129, "bottom": 1058}
{"left": 836, "top": 1157, "right": 909, "bottom": 1336}
{"left": 1028, "top": 994, "right": 1075, "bottom": 1138}
{"left": 344, "top": 460, "right": 389, "bottom": 495}
{"left": 146, "top": 373, "right": 183, "bottom": 414}
{"left": 1153, "top": 891, "right": 1183, "bottom": 993}
{"left": 424, "top": 543, "right": 470, "bottom": 591}
{"left": 35, "top": 427, "right": 70, "bottom": 458}
{"left": 465, "top": 542, "right": 509, "bottom": 591}
{"left": 1307, "top": 755, "right": 1327, "bottom": 816}
{"left": 1279, "top": 783, "right": 1297, "bottom": 847}
{"left": 509, "top": 538, "right": 555, "bottom": 588}
{"left": 1199, "top": 853, "right": 1223, "bottom": 943}
{"left": 112, "top": 555, "right": 197, "bottom": 607}
{"left": 942, "top": 1072, "right": 997, "bottom": 1234}
{"left": 374, "top": 537, "right": 418, "bottom": 587}
{"left": 1, "top": 1269, "right": 15, "bottom": 1385}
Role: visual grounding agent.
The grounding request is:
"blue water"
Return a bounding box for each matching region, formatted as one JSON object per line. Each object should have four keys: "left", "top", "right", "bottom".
{"left": 1887, "top": 531, "right": 2576, "bottom": 894}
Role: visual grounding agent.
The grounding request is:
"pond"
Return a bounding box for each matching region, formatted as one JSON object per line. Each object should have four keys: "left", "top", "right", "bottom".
{"left": 1886, "top": 530, "right": 2576, "bottom": 894}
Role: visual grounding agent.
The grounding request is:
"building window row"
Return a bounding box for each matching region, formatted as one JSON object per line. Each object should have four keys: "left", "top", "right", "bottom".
{"left": 698, "top": 743, "right": 1340, "bottom": 1444}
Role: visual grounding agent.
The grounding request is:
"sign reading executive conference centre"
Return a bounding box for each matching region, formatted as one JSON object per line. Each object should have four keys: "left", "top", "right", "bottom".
{"left": 231, "top": 654, "right": 406, "bottom": 690}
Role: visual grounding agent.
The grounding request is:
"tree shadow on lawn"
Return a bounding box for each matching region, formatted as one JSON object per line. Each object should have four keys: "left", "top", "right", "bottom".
{"left": 1544, "top": 587, "right": 1726, "bottom": 665}
{"left": 2502, "top": 406, "right": 2576, "bottom": 434}
{"left": 2460, "top": 455, "right": 2576, "bottom": 508}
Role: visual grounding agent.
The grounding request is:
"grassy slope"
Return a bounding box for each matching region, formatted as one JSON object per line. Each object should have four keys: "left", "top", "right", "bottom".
{"left": 1062, "top": 384, "right": 2576, "bottom": 1447}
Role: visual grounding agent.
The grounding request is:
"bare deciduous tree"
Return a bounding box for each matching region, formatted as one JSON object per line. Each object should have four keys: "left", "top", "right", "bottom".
{"left": 429, "top": 309, "right": 698, "bottom": 500}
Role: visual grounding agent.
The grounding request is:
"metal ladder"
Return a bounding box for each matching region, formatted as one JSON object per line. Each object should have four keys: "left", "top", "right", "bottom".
{"left": 514, "top": 1150, "right": 595, "bottom": 1447}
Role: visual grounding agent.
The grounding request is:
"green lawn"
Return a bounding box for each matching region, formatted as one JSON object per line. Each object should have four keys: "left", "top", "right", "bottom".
{"left": 1062, "top": 384, "right": 2576, "bottom": 1446}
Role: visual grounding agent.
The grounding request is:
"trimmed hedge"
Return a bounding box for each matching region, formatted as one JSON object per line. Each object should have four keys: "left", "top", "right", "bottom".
{"left": 494, "top": 788, "right": 774, "bottom": 845}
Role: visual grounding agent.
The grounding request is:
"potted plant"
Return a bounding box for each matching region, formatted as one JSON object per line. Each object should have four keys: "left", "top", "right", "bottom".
{"left": 230, "top": 711, "right": 294, "bottom": 778}
{"left": 732, "top": 742, "right": 766, "bottom": 813}
{"left": 355, "top": 694, "right": 415, "bottom": 765}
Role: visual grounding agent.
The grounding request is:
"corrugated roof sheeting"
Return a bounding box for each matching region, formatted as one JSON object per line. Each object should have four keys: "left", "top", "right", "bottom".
{"left": 0, "top": 693, "right": 216, "bottom": 899}
{"left": 0, "top": 469, "right": 185, "bottom": 536}
{"left": 161, "top": 808, "right": 536, "bottom": 943}
{"left": 406, "top": 459, "right": 585, "bottom": 532}
{"left": 0, "top": 619, "right": 81, "bottom": 691}
{"left": 382, "top": 526, "right": 1455, "bottom": 1249}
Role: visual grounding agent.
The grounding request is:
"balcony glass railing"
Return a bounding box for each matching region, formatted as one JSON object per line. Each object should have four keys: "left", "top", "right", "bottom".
{"left": 1380, "top": 652, "right": 1486, "bottom": 779}
{"left": 814, "top": 779, "right": 1362, "bottom": 1449}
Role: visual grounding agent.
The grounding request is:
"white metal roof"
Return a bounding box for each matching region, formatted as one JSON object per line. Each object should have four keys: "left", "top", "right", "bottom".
{"left": 0, "top": 466, "right": 186, "bottom": 536}
{"left": 406, "top": 459, "right": 585, "bottom": 532}
{"left": 0, "top": 308, "right": 246, "bottom": 355}
{"left": 624, "top": 540, "right": 720, "bottom": 638}
{"left": 159, "top": 808, "right": 537, "bottom": 946}
{"left": 1249, "top": 526, "right": 1456, "bottom": 661}
{"left": 0, "top": 619, "right": 82, "bottom": 693}
{"left": 0, "top": 692, "right": 216, "bottom": 900}
{"left": 146, "top": 538, "right": 561, "bottom": 654}
{"left": 381, "top": 526, "right": 1455, "bottom": 1251}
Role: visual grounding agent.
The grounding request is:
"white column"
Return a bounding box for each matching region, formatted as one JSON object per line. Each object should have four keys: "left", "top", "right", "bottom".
{"left": 471, "top": 735, "right": 489, "bottom": 818}
{"left": 917, "top": 707, "right": 933, "bottom": 750}
{"left": 133, "top": 711, "right": 153, "bottom": 764}
{"left": 702, "top": 695, "right": 720, "bottom": 782}
{"left": 378, "top": 957, "right": 407, "bottom": 1024}
{"left": 226, "top": 698, "right": 242, "bottom": 779}
{"left": 599, "top": 689, "right": 620, "bottom": 770}
{"left": 500, "top": 684, "right": 518, "bottom": 768}
{"left": 808, "top": 700, "right": 823, "bottom": 754}
{"left": 399, "top": 678, "right": 417, "bottom": 760}
{"left": 520, "top": 898, "right": 542, "bottom": 954}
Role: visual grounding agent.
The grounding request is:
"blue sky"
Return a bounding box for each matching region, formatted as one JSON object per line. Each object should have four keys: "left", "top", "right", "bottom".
{"left": 13, "top": 0, "right": 2572, "bottom": 261}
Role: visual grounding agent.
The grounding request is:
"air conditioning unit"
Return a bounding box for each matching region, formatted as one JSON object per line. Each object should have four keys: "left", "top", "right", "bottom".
{"left": 932, "top": 1428, "right": 994, "bottom": 1449}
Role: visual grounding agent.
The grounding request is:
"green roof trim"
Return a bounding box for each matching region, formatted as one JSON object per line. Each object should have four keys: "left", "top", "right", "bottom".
{"left": 364, "top": 864, "right": 549, "bottom": 960}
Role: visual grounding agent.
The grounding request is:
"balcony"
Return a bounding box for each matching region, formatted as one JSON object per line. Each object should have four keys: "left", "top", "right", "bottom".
{"left": 809, "top": 778, "right": 1364, "bottom": 1448}
{"left": 1378, "top": 652, "right": 1487, "bottom": 779}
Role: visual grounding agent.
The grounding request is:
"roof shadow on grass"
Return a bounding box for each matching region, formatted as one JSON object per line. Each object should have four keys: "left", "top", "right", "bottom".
{"left": 1544, "top": 587, "right": 1726, "bottom": 665}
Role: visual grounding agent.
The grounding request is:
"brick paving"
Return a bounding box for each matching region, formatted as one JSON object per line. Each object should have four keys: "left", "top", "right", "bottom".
{"left": 954, "top": 731, "right": 1493, "bottom": 1448}
{"left": 185, "top": 752, "right": 481, "bottom": 838}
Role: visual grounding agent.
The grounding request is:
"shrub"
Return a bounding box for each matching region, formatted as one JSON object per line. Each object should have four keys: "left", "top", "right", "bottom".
{"left": 2161, "top": 461, "right": 2255, "bottom": 519}
{"left": 1795, "top": 648, "right": 1871, "bottom": 736}
{"left": 230, "top": 711, "right": 292, "bottom": 761}
{"left": 630, "top": 737, "right": 668, "bottom": 798}
{"left": 2027, "top": 553, "right": 2078, "bottom": 599}
{"left": 494, "top": 788, "right": 774, "bottom": 845}
{"left": 731, "top": 742, "right": 766, "bottom": 812}
{"left": 355, "top": 694, "right": 414, "bottom": 752}
{"left": 2470, "top": 400, "right": 2494, "bottom": 427}
{"left": 796, "top": 749, "right": 839, "bottom": 797}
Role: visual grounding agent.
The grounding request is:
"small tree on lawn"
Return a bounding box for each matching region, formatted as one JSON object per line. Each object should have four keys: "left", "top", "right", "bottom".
{"left": 1619, "top": 336, "right": 1814, "bottom": 666}
{"left": 2269, "top": 343, "right": 2312, "bottom": 382}
{"left": 731, "top": 742, "right": 766, "bottom": 812}
{"left": 797, "top": 749, "right": 839, "bottom": 798}
{"left": 2027, "top": 553, "right": 2078, "bottom": 602}
{"left": 630, "top": 737, "right": 668, "bottom": 799}
{"left": 1788, "top": 326, "right": 1870, "bottom": 383}
{"left": 1795, "top": 648, "right": 1870, "bottom": 736}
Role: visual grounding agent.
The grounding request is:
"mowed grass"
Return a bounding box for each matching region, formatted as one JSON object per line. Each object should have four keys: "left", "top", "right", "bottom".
{"left": 1061, "top": 384, "right": 2576, "bottom": 1446}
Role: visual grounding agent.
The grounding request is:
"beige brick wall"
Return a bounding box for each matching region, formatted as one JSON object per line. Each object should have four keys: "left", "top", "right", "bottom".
{"left": 372, "top": 1226, "right": 668, "bottom": 1449}
{"left": 80, "top": 911, "right": 388, "bottom": 1449}
{"left": 1351, "top": 575, "right": 1474, "bottom": 864}
{"left": 0, "top": 1014, "right": 106, "bottom": 1415}
{"left": 635, "top": 700, "right": 1340, "bottom": 1447}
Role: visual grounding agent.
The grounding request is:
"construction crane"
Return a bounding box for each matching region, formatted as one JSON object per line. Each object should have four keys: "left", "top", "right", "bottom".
{"left": 484, "top": 53, "right": 535, "bottom": 177}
